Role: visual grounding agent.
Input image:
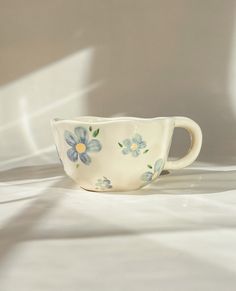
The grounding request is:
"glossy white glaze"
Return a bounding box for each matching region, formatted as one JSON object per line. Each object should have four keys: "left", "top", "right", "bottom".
{"left": 51, "top": 116, "right": 202, "bottom": 191}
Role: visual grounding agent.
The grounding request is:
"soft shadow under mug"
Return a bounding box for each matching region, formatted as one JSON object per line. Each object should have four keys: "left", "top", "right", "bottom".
{"left": 51, "top": 116, "right": 202, "bottom": 192}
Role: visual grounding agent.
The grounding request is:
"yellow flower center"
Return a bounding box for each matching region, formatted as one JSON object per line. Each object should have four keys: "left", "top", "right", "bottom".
{"left": 75, "top": 143, "right": 86, "bottom": 154}
{"left": 130, "top": 143, "right": 138, "bottom": 151}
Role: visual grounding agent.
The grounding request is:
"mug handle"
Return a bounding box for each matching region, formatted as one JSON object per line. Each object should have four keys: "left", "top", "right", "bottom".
{"left": 164, "top": 117, "right": 202, "bottom": 170}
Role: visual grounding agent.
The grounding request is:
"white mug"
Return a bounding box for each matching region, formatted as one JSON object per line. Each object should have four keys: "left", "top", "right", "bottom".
{"left": 51, "top": 116, "right": 202, "bottom": 192}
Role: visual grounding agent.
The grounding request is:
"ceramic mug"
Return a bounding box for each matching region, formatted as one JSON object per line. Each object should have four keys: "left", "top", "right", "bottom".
{"left": 51, "top": 116, "right": 202, "bottom": 192}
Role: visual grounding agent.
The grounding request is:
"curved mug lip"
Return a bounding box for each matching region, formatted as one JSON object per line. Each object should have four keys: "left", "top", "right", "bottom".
{"left": 51, "top": 116, "right": 174, "bottom": 126}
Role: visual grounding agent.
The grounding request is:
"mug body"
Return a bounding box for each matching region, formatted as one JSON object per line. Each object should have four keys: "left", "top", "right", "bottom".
{"left": 51, "top": 117, "right": 175, "bottom": 191}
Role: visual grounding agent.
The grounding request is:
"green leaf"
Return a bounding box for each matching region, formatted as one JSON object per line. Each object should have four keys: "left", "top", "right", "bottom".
{"left": 89, "top": 126, "right": 92, "bottom": 132}
{"left": 76, "top": 164, "right": 80, "bottom": 168}
{"left": 118, "top": 142, "right": 123, "bottom": 148}
{"left": 143, "top": 149, "right": 149, "bottom": 154}
{"left": 93, "top": 128, "right": 100, "bottom": 137}
{"left": 147, "top": 164, "right": 153, "bottom": 169}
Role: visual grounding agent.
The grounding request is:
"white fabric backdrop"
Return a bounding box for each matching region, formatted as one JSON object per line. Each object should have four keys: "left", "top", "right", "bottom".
{"left": 0, "top": 1, "right": 236, "bottom": 290}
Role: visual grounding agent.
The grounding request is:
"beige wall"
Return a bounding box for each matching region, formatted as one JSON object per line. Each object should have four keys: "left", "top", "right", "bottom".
{"left": 0, "top": 0, "right": 236, "bottom": 166}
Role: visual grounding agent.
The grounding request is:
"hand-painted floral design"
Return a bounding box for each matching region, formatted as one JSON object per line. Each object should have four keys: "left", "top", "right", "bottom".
{"left": 64, "top": 126, "right": 102, "bottom": 165}
{"left": 96, "top": 177, "right": 112, "bottom": 190}
{"left": 141, "top": 159, "right": 164, "bottom": 183}
{"left": 118, "top": 134, "right": 147, "bottom": 157}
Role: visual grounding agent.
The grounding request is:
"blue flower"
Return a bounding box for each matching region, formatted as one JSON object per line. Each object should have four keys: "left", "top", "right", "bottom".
{"left": 121, "top": 134, "right": 147, "bottom": 157}
{"left": 96, "top": 177, "right": 112, "bottom": 190}
{"left": 141, "top": 159, "right": 163, "bottom": 183}
{"left": 64, "top": 127, "right": 102, "bottom": 165}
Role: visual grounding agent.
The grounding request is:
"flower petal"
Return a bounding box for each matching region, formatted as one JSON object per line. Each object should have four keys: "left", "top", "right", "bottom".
{"left": 74, "top": 127, "right": 89, "bottom": 144}
{"left": 132, "top": 134, "right": 142, "bottom": 144}
{"left": 123, "top": 139, "right": 131, "bottom": 147}
{"left": 132, "top": 149, "right": 140, "bottom": 157}
{"left": 138, "top": 141, "right": 147, "bottom": 149}
{"left": 103, "top": 179, "right": 112, "bottom": 189}
{"left": 154, "top": 159, "right": 163, "bottom": 173}
{"left": 87, "top": 139, "right": 102, "bottom": 152}
{"left": 122, "top": 147, "right": 130, "bottom": 155}
{"left": 79, "top": 152, "right": 91, "bottom": 165}
{"left": 67, "top": 148, "right": 78, "bottom": 162}
{"left": 141, "top": 171, "right": 153, "bottom": 182}
{"left": 64, "top": 130, "right": 77, "bottom": 146}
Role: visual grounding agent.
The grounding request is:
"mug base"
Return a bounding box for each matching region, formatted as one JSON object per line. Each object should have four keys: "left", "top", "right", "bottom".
{"left": 80, "top": 184, "right": 146, "bottom": 193}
